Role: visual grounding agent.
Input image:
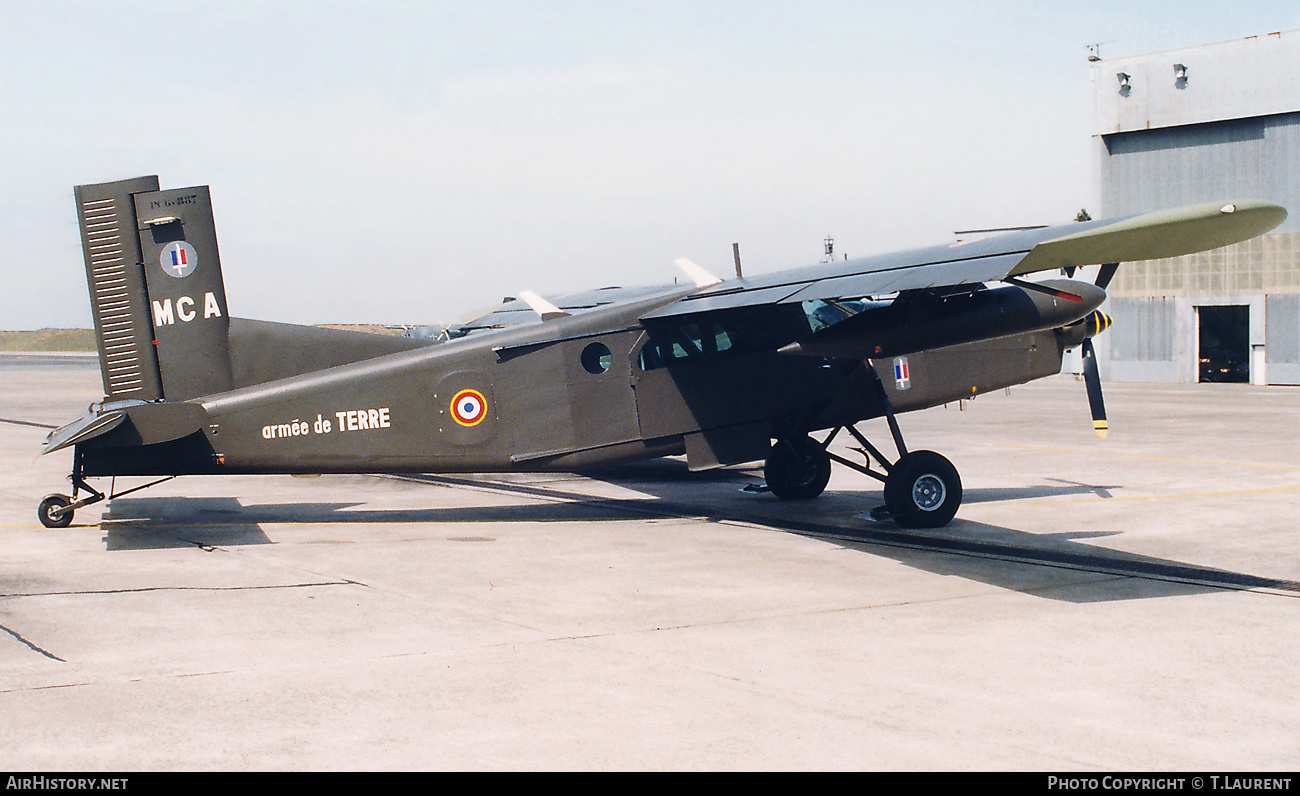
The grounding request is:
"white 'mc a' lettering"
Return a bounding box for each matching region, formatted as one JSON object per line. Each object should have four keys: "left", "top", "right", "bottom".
{"left": 151, "top": 292, "right": 222, "bottom": 326}
{"left": 152, "top": 299, "right": 174, "bottom": 326}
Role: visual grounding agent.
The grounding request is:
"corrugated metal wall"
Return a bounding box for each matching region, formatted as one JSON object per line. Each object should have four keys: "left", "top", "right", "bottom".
{"left": 1096, "top": 99, "right": 1300, "bottom": 383}
{"left": 1101, "top": 113, "right": 1299, "bottom": 235}
{"left": 1109, "top": 297, "right": 1176, "bottom": 362}
{"left": 1266, "top": 294, "right": 1300, "bottom": 383}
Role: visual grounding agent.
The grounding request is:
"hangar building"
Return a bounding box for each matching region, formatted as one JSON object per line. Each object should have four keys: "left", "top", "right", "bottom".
{"left": 1092, "top": 30, "right": 1300, "bottom": 385}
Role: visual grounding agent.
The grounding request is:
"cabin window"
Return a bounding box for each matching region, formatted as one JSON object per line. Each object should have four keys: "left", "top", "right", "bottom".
{"left": 581, "top": 342, "right": 613, "bottom": 374}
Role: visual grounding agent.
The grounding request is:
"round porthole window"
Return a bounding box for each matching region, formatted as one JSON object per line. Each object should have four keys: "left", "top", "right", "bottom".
{"left": 581, "top": 342, "right": 613, "bottom": 374}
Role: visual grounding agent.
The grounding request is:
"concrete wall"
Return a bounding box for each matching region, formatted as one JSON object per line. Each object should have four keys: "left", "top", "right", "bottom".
{"left": 1094, "top": 30, "right": 1300, "bottom": 135}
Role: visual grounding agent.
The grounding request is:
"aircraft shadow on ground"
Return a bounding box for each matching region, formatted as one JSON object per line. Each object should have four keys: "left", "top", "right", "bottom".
{"left": 96, "top": 462, "right": 1298, "bottom": 603}
{"left": 97, "top": 495, "right": 654, "bottom": 551}
{"left": 579, "top": 461, "right": 1300, "bottom": 603}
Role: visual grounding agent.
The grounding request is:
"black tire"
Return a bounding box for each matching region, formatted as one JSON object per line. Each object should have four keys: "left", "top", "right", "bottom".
{"left": 883, "top": 451, "right": 961, "bottom": 528}
{"left": 38, "top": 494, "right": 74, "bottom": 529}
{"left": 764, "top": 437, "right": 832, "bottom": 500}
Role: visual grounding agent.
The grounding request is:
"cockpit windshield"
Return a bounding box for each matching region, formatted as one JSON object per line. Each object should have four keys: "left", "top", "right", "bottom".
{"left": 802, "top": 299, "right": 867, "bottom": 332}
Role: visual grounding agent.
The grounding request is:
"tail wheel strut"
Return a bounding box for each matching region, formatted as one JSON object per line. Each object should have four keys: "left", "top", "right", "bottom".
{"left": 37, "top": 454, "right": 176, "bottom": 529}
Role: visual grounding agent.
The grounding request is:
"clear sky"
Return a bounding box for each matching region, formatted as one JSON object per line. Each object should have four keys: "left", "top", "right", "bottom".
{"left": 3, "top": 0, "right": 1299, "bottom": 329}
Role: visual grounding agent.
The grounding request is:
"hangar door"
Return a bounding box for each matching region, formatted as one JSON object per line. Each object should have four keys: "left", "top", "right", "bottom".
{"left": 1198, "top": 305, "right": 1250, "bottom": 383}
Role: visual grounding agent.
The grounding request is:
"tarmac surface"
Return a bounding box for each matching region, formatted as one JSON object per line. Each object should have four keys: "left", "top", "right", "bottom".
{"left": 1, "top": 352, "right": 1299, "bottom": 771}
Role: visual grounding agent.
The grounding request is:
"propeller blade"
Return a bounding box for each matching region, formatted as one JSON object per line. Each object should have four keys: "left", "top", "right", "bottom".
{"left": 1095, "top": 262, "right": 1119, "bottom": 290}
{"left": 1081, "top": 338, "right": 1108, "bottom": 438}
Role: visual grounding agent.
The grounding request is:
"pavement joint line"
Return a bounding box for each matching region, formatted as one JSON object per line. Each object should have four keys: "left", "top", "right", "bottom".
{"left": 389, "top": 472, "right": 1300, "bottom": 598}
{"left": 0, "top": 580, "right": 361, "bottom": 599}
{"left": 0, "top": 623, "right": 66, "bottom": 661}
{"left": 966, "top": 484, "right": 1300, "bottom": 506}
{"left": 753, "top": 523, "right": 1300, "bottom": 597}
{"left": 1001, "top": 443, "right": 1300, "bottom": 471}
{"left": 0, "top": 417, "right": 58, "bottom": 430}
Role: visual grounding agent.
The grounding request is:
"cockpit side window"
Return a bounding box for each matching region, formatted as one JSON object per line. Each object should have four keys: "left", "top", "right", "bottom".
{"left": 640, "top": 323, "right": 700, "bottom": 370}
{"left": 638, "top": 320, "right": 749, "bottom": 371}
{"left": 714, "top": 324, "right": 733, "bottom": 353}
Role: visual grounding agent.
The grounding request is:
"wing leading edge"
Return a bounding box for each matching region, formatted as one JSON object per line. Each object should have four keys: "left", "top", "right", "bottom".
{"left": 643, "top": 200, "right": 1287, "bottom": 320}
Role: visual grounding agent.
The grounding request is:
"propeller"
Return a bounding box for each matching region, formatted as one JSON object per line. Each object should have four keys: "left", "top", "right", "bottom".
{"left": 1080, "top": 263, "right": 1118, "bottom": 438}
{"left": 1080, "top": 336, "right": 1108, "bottom": 437}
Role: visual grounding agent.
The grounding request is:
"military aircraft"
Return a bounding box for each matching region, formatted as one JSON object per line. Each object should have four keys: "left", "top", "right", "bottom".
{"left": 36, "top": 175, "right": 1286, "bottom": 529}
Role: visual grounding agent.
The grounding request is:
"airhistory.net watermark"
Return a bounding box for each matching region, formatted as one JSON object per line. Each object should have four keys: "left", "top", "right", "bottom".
{"left": 6, "top": 778, "right": 127, "bottom": 791}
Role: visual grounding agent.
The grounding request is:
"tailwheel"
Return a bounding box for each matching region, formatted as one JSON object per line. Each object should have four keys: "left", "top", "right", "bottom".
{"left": 37, "top": 451, "right": 176, "bottom": 530}
{"left": 38, "top": 494, "right": 74, "bottom": 529}
{"left": 883, "top": 450, "right": 962, "bottom": 529}
{"left": 764, "top": 436, "right": 832, "bottom": 500}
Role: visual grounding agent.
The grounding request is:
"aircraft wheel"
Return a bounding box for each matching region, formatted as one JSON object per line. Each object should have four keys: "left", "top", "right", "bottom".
{"left": 764, "top": 437, "right": 831, "bottom": 500}
{"left": 884, "top": 451, "right": 961, "bottom": 528}
{"left": 38, "top": 494, "right": 74, "bottom": 529}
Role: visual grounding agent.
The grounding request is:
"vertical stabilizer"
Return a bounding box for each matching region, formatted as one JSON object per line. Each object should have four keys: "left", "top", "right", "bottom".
{"left": 73, "top": 177, "right": 234, "bottom": 403}
{"left": 74, "top": 176, "right": 164, "bottom": 401}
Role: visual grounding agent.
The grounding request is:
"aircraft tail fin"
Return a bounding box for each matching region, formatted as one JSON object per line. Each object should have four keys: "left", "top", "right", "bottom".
{"left": 74, "top": 177, "right": 233, "bottom": 402}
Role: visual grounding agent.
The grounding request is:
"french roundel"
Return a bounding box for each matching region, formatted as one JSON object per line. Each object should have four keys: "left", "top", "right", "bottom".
{"left": 450, "top": 389, "right": 487, "bottom": 427}
{"left": 159, "top": 241, "right": 198, "bottom": 278}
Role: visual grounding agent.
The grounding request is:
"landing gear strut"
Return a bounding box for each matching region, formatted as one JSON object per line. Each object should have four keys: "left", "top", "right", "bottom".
{"left": 763, "top": 363, "right": 963, "bottom": 528}
{"left": 37, "top": 451, "right": 175, "bottom": 529}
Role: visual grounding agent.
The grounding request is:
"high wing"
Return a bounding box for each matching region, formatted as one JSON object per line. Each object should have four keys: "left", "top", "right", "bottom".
{"left": 641, "top": 200, "right": 1287, "bottom": 319}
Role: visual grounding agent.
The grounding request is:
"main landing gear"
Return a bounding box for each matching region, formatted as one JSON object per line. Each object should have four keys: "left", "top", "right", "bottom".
{"left": 762, "top": 368, "right": 962, "bottom": 529}
{"left": 764, "top": 430, "right": 961, "bottom": 528}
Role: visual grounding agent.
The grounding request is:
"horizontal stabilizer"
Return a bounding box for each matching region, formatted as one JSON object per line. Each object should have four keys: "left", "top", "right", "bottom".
{"left": 42, "top": 407, "right": 128, "bottom": 454}
{"left": 43, "top": 400, "right": 210, "bottom": 454}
